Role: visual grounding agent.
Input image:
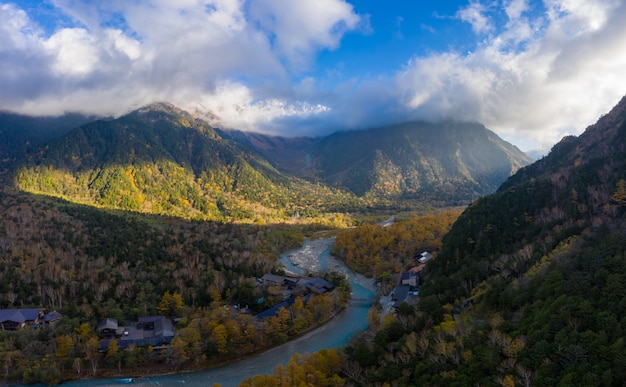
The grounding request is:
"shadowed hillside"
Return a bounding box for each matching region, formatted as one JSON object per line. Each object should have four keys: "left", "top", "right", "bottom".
{"left": 330, "top": 95, "right": 626, "bottom": 385}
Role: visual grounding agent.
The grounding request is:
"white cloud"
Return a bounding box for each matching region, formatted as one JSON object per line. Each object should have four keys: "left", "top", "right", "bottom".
{"left": 44, "top": 28, "right": 98, "bottom": 76}
{"left": 456, "top": 1, "right": 493, "bottom": 34}
{"left": 182, "top": 81, "right": 330, "bottom": 135}
{"left": 393, "top": 0, "right": 626, "bottom": 152}
{"left": 248, "top": 0, "right": 360, "bottom": 68}
{"left": 1, "top": 0, "right": 626, "bottom": 153}
{"left": 0, "top": 0, "right": 360, "bottom": 124}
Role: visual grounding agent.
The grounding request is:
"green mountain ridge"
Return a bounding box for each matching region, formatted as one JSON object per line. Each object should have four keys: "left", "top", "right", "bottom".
{"left": 13, "top": 103, "right": 361, "bottom": 223}
{"left": 8, "top": 103, "right": 530, "bottom": 222}
{"left": 310, "top": 121, "right": 531, "bottom": 200}
{"left": 221, "top": 121, "right": 532, "bottom": 205}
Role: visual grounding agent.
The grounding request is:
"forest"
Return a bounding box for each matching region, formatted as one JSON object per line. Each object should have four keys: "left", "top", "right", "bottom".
{"left": 0, "top": 189, "right": 350, "bottom": 385}
{"left": 332, "top": 210, "right": 462, "bottom": 288}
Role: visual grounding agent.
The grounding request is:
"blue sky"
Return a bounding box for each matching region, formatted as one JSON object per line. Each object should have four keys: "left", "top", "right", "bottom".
{"left": 1, "top": 0, "right": 626, "bottom": 152}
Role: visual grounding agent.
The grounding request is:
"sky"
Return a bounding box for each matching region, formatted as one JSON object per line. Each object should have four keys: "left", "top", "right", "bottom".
{"left": 1, "top": 0, "right": 626, "bottom": 152}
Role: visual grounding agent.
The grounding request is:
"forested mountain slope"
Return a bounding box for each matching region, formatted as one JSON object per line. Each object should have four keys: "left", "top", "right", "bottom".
{"left": 337, "top": 95, "right": 626, "bottom": 385}
{"left": 0, "top": 111, "right": 92, "bottom": 160}
{"left": 309, "top": 121, "right": 531, "bottom": 203}
{"left": 13, "top": 103, "right": 361, "bottom": 224}
{"left": 220, "top": 121, "right": 531, "bottom": 206}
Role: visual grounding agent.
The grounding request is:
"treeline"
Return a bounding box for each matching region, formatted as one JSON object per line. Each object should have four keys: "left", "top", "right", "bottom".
{"left": 0, "top": 190, "right": 347, "bottom": 384}
{"left": 1, "top": 289, "right": 346, "bottom": 385}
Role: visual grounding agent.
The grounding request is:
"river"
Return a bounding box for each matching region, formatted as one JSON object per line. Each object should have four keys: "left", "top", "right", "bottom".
{"left": 60, "top": 239, "right": 376, "bottom": 387}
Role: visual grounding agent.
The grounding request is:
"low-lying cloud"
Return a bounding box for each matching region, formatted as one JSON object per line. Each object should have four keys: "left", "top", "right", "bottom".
{"left": 1, "top": 0, "right": 626, "bottom": 152}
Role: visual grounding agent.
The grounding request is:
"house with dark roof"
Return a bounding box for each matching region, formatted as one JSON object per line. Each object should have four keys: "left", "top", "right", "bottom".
{"left": 97, "top": 316, "right": 175, "bottom": 350}
{"left": 0, "top": 308, "right": 44, "bottom": 331}
{"left": 391, "top": 285, "right": 410, "bottom": 308}
{"left": 299, "top": 277, "right": 335, "bottom": 294}
{"left": 96, "top": 318, "right": 119, "bottom": 338}
{"left": 44, "top": 311, "right": 63, "bottom": 328}
{"left": 400, "top": 272, "right": 418, "bottom": 289}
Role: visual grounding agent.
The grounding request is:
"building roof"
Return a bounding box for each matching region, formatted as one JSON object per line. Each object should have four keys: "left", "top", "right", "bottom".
{"left": 138, "top": 316, "right": 174, "bottom": 338}
{"left": 255, "top": 297, "right": 296, "bottom": 320}
{"left": 44, "top": 311, "right": 63, "bottom": 322}
{"left": 392, "top": 285, "right": 410, "bottom": 307}
{"left": 408, "top": 264, "right": 426, "bottom": 273}
{"left": 0, "top": 308, "right": 43, "bottom": 324}
{"left": 96, "top": 318, "right": 119, "bottom": 331}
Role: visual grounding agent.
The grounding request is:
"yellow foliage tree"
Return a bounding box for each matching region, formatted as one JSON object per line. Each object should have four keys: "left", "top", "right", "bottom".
{"left": 611, "top": 179, "right": 626, "bottom": 206}
{"left": 157, "top": 290, "right": 184, "bottom": 317}
{"left": 56, "top": 335, "right": 74, "bottom": 359}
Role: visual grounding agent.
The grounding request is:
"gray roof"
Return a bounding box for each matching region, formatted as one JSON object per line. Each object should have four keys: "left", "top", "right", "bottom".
{"left": 0, "top": 308, "right": 43, "bottom": 324}
{"left": 44, "top": 311, "right": 62, "bottom": 322}
{"left": 392, "top": 285, "right": 410, "bottom": 307}
{"left": 138, "top": 316, "right": 174, "bottom": 338}
{"left": 96, "top": 318, "right": 119, "bottom": 331}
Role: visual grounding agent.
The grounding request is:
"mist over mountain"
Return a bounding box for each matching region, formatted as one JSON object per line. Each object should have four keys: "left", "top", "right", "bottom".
{"left": 0, "top": 111, "right": 94, "bottom": 159}
{"left": 12, "top": 103, "right": 362, "bottom": 223}
{"left": 221, "top": 121, "right": 531, "bottom": 206}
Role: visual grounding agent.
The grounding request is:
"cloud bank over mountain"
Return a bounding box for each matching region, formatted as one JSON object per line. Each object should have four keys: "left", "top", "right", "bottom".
{"left": 1, "top": 0, "right": 626, "bottom": 151}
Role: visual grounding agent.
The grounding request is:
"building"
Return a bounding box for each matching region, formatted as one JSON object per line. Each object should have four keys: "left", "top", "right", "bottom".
{"left": 96, "top": 318, "right": 119, "bottom": 338}
{"left": 400, "top": 272, "right": 418, "bottom": 289}
{"left": 261, "top": 274, "right": 298, "bottom": 287}
{"left": 301, "top": 277, "right": 335, "bottom": 294}
{"left": 391, "top": 285, "right": 410, "bottom": 308}
{"left": 44, "top": 311, "right": 63, "bottom": 328}
{"left": 97, "top": 316, "right": 175, "bottom": 350}
{"left": 0, "top": 308, "right": 45, "bottom": 331}
{"left": 417, "top": 251, "right": 432, "bottom": 263}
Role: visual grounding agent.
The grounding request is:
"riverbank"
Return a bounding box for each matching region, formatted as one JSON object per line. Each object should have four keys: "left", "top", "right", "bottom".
{"left": 282, "top": 237, "right": 377, "bottom": 294}
{"left": 54, "top": 238, "right": 376, "bottom": 387}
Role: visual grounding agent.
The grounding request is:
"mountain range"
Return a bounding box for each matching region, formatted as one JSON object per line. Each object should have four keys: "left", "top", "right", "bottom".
{"left": 1, "top": 91, "right": 626, "bottom": 385}
{"left": 226, "top": 121, "right": 530, "bottom": 202}
{"left": 3, "top": 102, "right": 530, "bottom": 222}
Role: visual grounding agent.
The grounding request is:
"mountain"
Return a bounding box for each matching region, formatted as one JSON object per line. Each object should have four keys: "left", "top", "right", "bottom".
{"left": 336, "top": 95, "right": 626, "bottom": 385}
{"left": 11, "top": 104, "right": 530, "bottom": 222}
{"left": 311, "top": 121, "right": 530, "bottom": 200}
{"left": 222, "top": 121, "right": 532, "bottom": 206}
{"left": 13, "top": 103, "right": 361, "bottom": 223}
{"left": 0, "top": 111, "right": 93, "bottom": 157}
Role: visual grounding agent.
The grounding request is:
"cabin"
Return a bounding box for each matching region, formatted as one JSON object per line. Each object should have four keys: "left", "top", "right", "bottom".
{"left": 301, "top": 277, "right": 335, "bottom": 294}
{"left": 44, "top": 311, "right": 63, "bottom": 328}
{"left": 261, "top": 274, "right": 298, "bottom": 288}
{"left": 0, "top": 308, "right": 45, "bottom": 331}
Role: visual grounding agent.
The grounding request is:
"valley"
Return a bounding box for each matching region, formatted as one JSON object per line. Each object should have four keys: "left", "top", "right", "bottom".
{"left": 0, "top": 95, "right": 625, "bottom": 386}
